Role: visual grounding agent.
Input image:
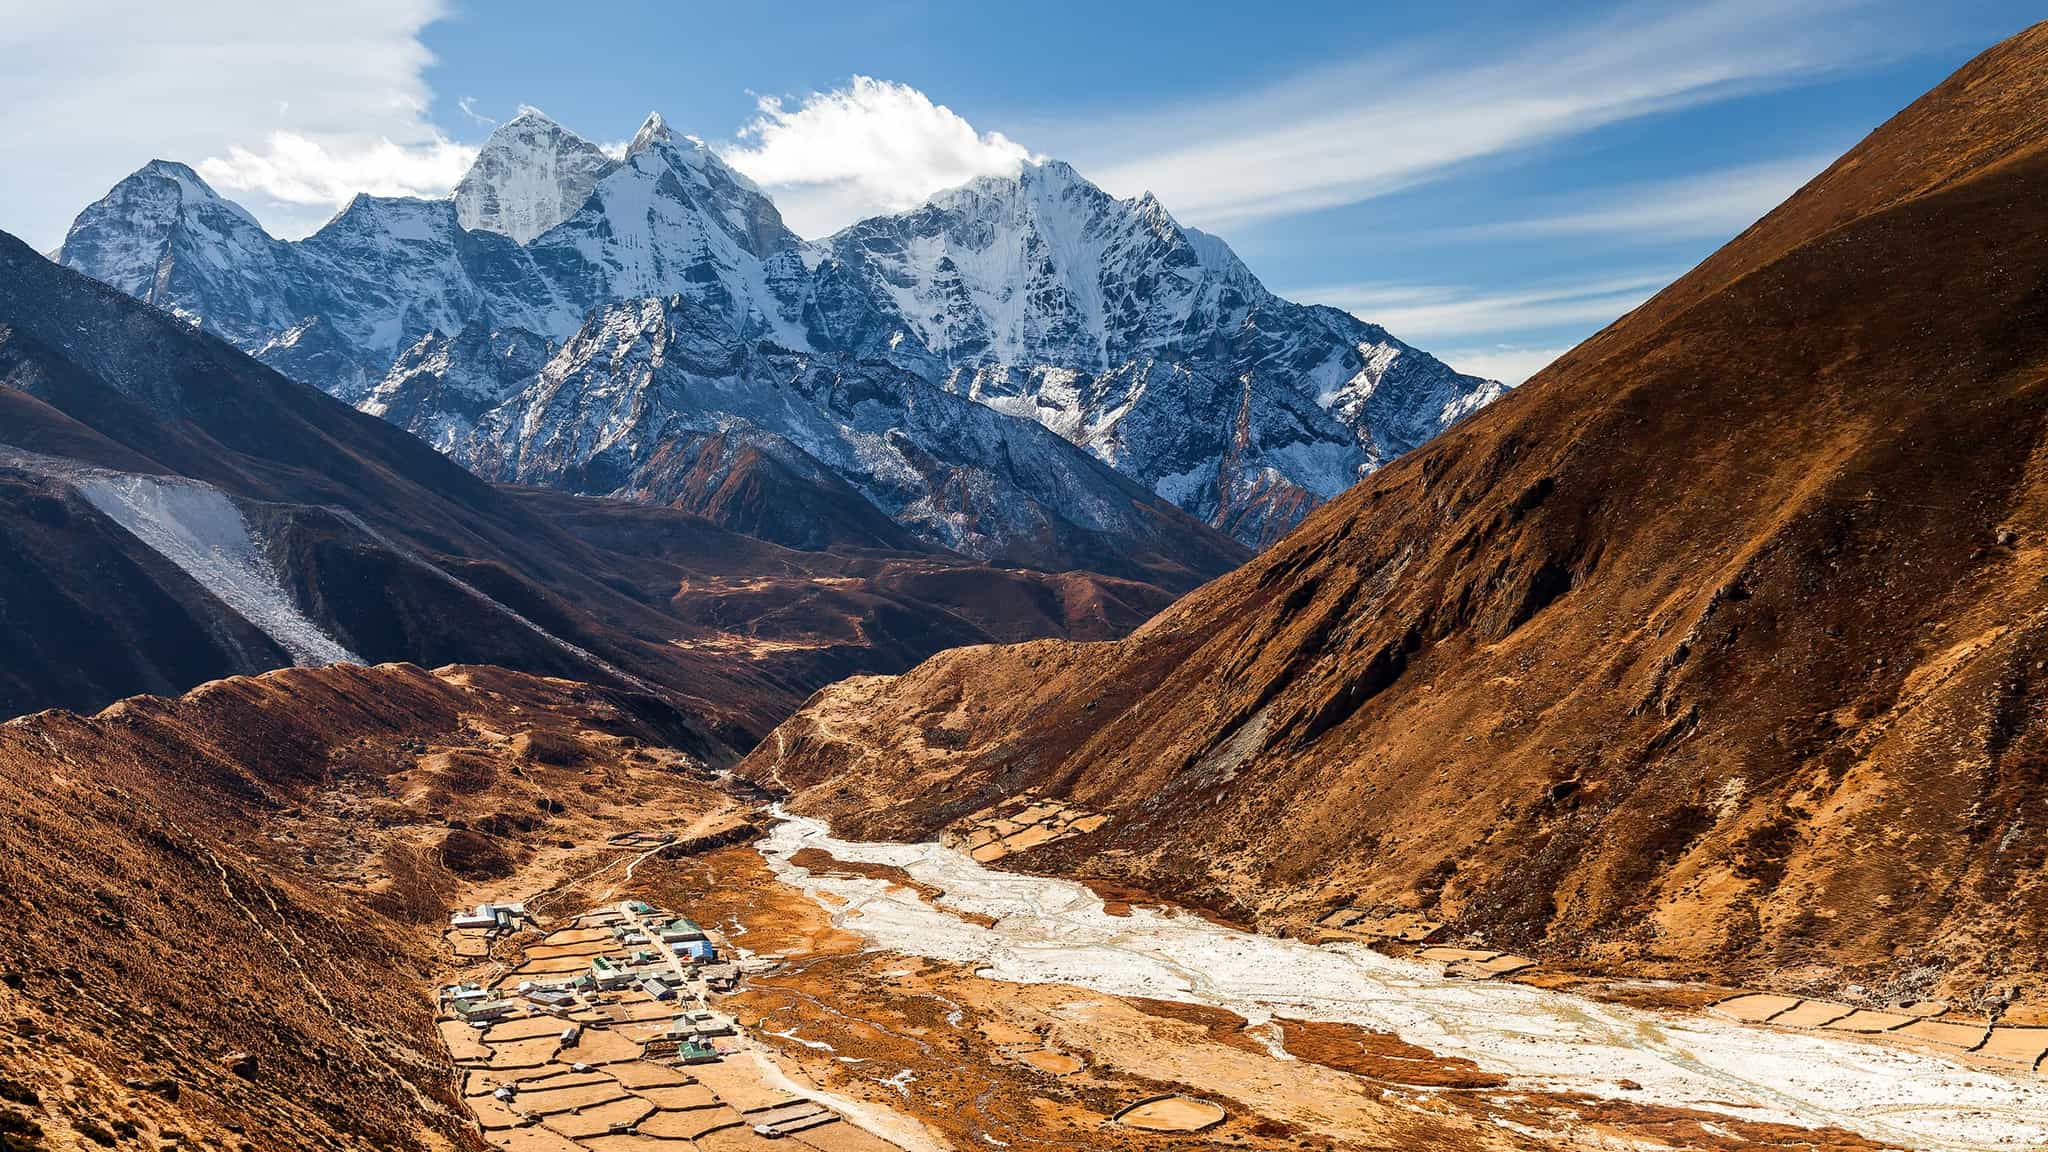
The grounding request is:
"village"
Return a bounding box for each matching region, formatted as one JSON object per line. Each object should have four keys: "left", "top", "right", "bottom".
{"left": 439, "top": 891, "right": 905, "bottom": 1152}
{"left": 422, "top": 808, "right": 2048, "bottom": 1152}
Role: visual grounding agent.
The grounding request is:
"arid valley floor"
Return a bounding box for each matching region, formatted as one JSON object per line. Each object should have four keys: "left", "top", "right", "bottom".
{"left": 425, "top": 757, "right": 2048, "bottom": 1152}
{"left": 2, "top": 663, "right": 2044, "bottom": 1152}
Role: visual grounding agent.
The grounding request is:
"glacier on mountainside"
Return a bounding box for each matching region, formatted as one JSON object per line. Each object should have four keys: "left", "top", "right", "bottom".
{"left": 75, "top": 474, "right": 360, "bottom": 667}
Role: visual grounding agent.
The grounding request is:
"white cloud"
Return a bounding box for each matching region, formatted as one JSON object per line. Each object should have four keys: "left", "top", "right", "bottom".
{"left": 1483, "top": 154, "right": 1836, "bottom": 240}
{"left": 1297, "top": 272, "right": 1676, "bottom": 343}
{"left": 0, "top": 0, "right": 465, "bottom": 245}
{"left": 199, "top": 132, "right": 476, "bottom": 214}
{"left": 1439, "top": 345, "right": 1573, "bottom": 386}
{"left": 457, "top": 97, "right": 499, "bottom": 128}
{"left": 720, "top": 77, "right": 1037, "bottom": 238}
{"left": 1069, "top": 0, "right": 1883, "bottom": 228}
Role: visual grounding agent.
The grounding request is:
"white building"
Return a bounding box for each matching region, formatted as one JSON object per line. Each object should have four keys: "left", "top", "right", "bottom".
{"left": 450, "top": 902, "right": 528, "bottom": 930}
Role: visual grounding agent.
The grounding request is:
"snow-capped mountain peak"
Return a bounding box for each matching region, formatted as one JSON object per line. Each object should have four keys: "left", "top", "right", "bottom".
{"left": 61, "top": 160, "right": 266, "bottom": 272}
{"left": 58, "top": 159, "right": 298, "bottom": 344}
{"left": 143, "top": 160, "right": 260, "bottom": 220}
{"left": 452, "top": 106, "right": 619, "bottom": 244}
{"left": 627, "top": 110, "right": 676, "bottom": 156}
{"left": 57, "top": 109, "right": 1505, "bottom": 550}
{"left": 521, "top": 120, "right": 803, "bottom": 324}
{"left": 825, "top": 158, "right": 1504, "bottom": 542}
{"left": 830, "top": 156, "right": 1232, "bottom": 371}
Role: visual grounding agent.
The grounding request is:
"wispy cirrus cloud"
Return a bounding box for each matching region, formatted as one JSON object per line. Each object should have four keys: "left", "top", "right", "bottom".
{"left": 1283, "top": 150, "right": 1837, "bottom": 376}
{"left": 1294, "top": 271, "right": 1686, "bottom": 384}
{"left": 1478, "top": 153, "right": 1838, "bottom": 241}
{"left": 1296, "top": 271, "right": 1678, "bottom": 343}
{"left": 1436, "top": 345, "right": 1576, "bottom": 387}
{"left": 456, "top": 96, "right": 499, "bottom": 128}
{"left": 1070, "top": 0, "right": 1885, "bottom": 228}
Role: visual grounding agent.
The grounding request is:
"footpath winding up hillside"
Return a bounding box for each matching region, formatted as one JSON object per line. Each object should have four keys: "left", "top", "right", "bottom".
{"left": 746, "top": 24, "right": 2048, "bottom": 1009}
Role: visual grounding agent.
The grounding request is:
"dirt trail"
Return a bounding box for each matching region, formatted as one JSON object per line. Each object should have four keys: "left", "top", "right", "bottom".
{"left": 175, "top": 820, "right": 459, "bottom": 1123}
{"left": 599, "top": 841, "right": 673, "bottom": 902}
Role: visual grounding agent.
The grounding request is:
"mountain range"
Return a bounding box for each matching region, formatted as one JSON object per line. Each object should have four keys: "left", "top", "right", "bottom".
{"left": 56, "top": 109, "right": 1503, "bottom": 553}
{"left": 0, "top": 230, "right": 1184, "bottom": 730}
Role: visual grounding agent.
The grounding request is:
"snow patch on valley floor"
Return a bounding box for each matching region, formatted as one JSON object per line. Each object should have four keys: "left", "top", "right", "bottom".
{"left": 759, "top": 813, "right": 2048, "bottom": 1152}
{"left": 75, "top": 474, "right": 359, "bottom": 666}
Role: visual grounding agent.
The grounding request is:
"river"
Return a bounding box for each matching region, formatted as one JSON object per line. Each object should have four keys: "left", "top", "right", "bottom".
{"left": 757, "top": 812, "right": 2048, "bottom": 1151}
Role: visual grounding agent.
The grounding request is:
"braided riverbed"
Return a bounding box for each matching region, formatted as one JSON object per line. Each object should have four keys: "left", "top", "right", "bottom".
{"left": 758, "top": 813, "right": 2048, "bottom": 1152}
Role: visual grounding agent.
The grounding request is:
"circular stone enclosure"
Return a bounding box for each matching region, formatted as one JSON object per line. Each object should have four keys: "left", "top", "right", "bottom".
{"left": 1113, "top": 1094, "right": 1227, "bottom": 1133}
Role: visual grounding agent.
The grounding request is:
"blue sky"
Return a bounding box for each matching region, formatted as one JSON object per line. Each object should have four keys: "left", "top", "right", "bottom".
{"left": 4, "top": 1, "right": 2041, "bottom": 382}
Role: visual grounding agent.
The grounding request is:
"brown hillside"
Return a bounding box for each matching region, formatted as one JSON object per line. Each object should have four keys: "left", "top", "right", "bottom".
{"left": 744, "top": 23, "right": 2048, "bottom": 1009}
{"left": 0, "top": 662, "right": 734, "bottom": 1151}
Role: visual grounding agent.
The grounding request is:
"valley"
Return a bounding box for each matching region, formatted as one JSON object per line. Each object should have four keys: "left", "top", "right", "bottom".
{"left": 5, "top": 10, "right": 2048, "bottom": 1152}
{"left": 750, "top": 817, "right": 2048, "bottom": 1150}
{"left": 411, "top": 786, "right": 2048, "bottom": 1152}
{"left": 747, "top": 18, "right": 2048, "bottom": 1021}
{"left": 8, "top": 661, "right": 2041, "bottom": 1152}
